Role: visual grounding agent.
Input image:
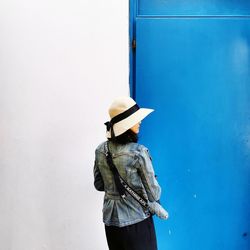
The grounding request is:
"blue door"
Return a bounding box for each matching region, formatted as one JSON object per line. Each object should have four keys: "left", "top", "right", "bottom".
{"left": 131, "top": 1, "right": 250, "bottom": 249}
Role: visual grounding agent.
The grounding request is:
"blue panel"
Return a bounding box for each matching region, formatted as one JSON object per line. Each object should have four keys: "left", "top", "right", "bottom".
{"left": 138, "top": 0, "right": 250, "bottom": 16}
{"left": 136, "top": 18, "right": 250, "bottom": 250}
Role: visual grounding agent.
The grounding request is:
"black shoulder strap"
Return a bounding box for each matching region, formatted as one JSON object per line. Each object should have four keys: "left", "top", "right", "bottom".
{"left": 105, "top": 142, "right": 126, "bottom": 199}
{"left": 105, "top": 142, "right": 149, "bottom": 209}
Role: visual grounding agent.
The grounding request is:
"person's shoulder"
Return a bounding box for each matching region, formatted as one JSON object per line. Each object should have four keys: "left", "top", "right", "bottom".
{"left": 127, "top": 142, "right": 149, "bottom": 154}
{"left": 95, "top": 141, "right": 107, "bottom": 153}
{"left": 132, "top": 143, "right": 153, "bottom": 161}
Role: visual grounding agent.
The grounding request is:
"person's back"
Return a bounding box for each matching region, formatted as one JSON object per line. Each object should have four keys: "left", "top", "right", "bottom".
{"left": 94, "top": 140, "right": 161, "bottom": 227}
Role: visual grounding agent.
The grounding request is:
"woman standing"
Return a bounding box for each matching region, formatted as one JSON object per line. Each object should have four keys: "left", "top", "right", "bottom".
{"left": 94, "top": 96, "right": 162, "bottom": 250}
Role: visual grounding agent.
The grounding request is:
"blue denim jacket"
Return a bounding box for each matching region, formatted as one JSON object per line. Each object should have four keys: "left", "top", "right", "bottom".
{"left": 94, "top": 141, "right": 161, "bottom": 227}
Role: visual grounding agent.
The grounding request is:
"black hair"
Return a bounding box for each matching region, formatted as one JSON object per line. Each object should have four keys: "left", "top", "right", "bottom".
{"left": 108, "top": 129, "right": 138, "bottom": 144}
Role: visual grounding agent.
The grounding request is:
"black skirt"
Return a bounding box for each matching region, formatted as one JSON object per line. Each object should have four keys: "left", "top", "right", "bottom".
{"left": 105, "top": 216, "right": 157, "bottom": 250}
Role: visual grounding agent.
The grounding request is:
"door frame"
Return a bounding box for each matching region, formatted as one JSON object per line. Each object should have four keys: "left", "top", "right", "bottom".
{"left": 129, "top": 0, "right": 137, "bottom": 99}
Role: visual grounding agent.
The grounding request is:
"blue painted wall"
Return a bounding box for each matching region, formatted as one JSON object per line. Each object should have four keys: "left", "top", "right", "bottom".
{"left": 131, "top": 1, "right": 250, "bottom": 249}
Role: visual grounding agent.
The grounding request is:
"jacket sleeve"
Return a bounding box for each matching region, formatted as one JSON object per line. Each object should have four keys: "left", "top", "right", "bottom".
{"left": 137, "top": 147, "right": 161, "bottom": 202}
{"left": 93, "top": 151, "right": 104, "bottom": 191}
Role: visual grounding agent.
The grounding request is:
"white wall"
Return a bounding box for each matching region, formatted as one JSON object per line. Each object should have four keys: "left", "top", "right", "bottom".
{"left": 0, "top": 1, "right": 129, "bottom": 249}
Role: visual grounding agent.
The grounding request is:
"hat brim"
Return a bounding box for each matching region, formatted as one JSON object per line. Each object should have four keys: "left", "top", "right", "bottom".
{"left": 106, "top": 108, "right": 154, "bottom": 138}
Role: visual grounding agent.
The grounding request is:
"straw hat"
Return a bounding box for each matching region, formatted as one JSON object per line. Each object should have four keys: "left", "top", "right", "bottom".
{"left": 105, "top": 96, "right": 154, "bottom": 138}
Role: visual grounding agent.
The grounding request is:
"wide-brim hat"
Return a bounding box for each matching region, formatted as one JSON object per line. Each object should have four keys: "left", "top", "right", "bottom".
{"left": 105, "top": 96, "right": 154, "bottom": 138}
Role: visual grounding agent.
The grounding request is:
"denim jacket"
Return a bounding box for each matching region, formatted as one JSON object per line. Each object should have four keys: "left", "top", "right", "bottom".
{"left": 94, "top": 141, "right": 161, "bottom": 227}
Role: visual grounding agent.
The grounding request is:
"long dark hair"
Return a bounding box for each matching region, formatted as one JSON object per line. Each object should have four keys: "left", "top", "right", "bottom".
{"left": 108, "top": 129, "right": 138, "bottom": 144}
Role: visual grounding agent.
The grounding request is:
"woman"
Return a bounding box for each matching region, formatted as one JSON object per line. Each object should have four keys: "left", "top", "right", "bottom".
{"left": 94, "top": 96, "right": 162, "bottom": 250}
